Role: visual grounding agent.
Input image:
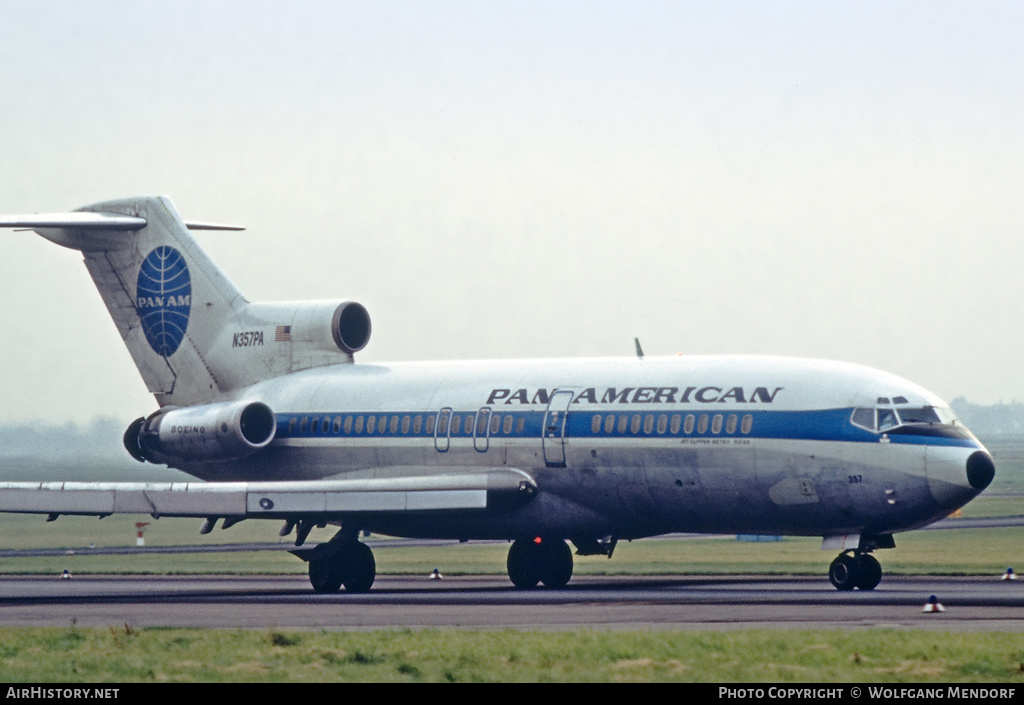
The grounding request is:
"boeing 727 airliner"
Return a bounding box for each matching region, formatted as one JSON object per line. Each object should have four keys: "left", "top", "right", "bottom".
{"left": 0, "top": 196, "right": 995, "bottom": 593}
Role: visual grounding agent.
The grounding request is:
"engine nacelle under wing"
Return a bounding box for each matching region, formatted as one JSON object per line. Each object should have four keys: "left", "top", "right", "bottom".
{"left": 125, "top": 400, "right": 277, "bottom": 465}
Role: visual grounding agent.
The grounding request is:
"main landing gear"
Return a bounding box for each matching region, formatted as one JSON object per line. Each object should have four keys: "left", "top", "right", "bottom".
{"left": 828, "top": 550, "right": 882, "bottom": 591}
{"left": 506, "top": 537, "right": 574, "bottom": 589}
{"left": 299, "top": 530, "right": 376, "bottom": 593}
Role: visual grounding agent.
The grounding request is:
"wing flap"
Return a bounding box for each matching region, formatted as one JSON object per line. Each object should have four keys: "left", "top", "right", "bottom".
{"left": 0, "top": 469, "right": 535, "bottom": 519}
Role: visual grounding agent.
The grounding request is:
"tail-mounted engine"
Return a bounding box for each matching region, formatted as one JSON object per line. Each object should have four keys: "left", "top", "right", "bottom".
{"left": 125, "top": 400, "right": 277, "bottom": 465}
{"left": 288, "top": 300, "right": 372, "bottom": 355}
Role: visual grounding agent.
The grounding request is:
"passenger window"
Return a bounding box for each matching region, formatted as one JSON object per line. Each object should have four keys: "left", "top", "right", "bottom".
{"left": 413, "top": 415, "right": 422, "bottom": 434}
{"left": 504, "top": 415, "right": 514, "bottom": 434}
{"left": 631, "top": 415, "right": 641, "bottom": 434}
{"left": 344, "top": 416, "right": 353, "bottom": 434}
{"left": 726, "top": 414, "right": 737, "bottom": 434}
{"left": 390, "top": 416, "right": 399, "bottom": 434}
{"left": 604, "top": 415, "right": 615, "bottom": 434}
{"left": 643, "top": 415, "right": 654, "bottom": 434}
{"left": 698, "top": 415, "right": 708, "bottom": 434}
{"left": 451, "top": 416, "right": 461, "bottom": 435}
{"left": 618, "top": 415, "right": 628, "bottom": 434}
{"left": 367, "top": 416, "right": 376, "bottom": 434}
{"left": 401, "top": 415, "right": 411, "bottom": 434}
{"left": 711, "top": 415, "right": 723, "bottom": 434}
{"left": 333, "top": 417, "right": 342, "bottom": 433}
{"left": 592, "top": 415, "right": 602, "bottom": 434}
{"left": 426, "top": 415, "right": 436, "bottom": 434}
{"left": 437, "top": 415, "right": 448, "bottom": 435}
{"left": 491, "top": 414, "right": 501, "bottom": 434}
{"left": 670, "top": 414, "right": 681, "bottom": 434}
{"left": 684, "top": 414, "right": 695, "bottom": 434}
{"left": 300, "top": 417, "right": 308, "bottom": 434}
{"left": 657, "top": 414, "right": 668, "bottom": 434}
{"left": 516, "top": 417, "right": 525, "bottom": 434}
{"left": 355, "top": 416, "right": 364, "bottom": 434}
{"left": 741, "top": 414, "right": 753, "bottom": 434}
{"left": 324, "top": 416, "right": 331, "bottom": 433}
{"left": 289, "top": 417, "right": 297, "bottom": 435}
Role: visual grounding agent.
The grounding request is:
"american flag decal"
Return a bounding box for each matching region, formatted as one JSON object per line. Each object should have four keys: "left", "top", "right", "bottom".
{"left": 275, "top": 325, "right": 291, "bottom": 342}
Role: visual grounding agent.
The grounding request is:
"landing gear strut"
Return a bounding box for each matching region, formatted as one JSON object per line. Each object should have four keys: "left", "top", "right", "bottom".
{"left": 300, "top": 531, "right": 376, "bottom": 593}
{"left": 828, "top": 550, "right": 882, "bottom": 591}
{"left": 507, "top": 538, "right": 574, "bottom": 589}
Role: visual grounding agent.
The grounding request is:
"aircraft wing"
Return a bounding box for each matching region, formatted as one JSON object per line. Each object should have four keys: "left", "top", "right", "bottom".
{"left": 0, "top": 468, "right": 536, "bottom": 520}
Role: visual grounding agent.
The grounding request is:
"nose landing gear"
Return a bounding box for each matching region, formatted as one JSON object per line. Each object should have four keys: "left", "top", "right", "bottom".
{"left": 828, "top": 550, "right": 882, "bottom": 591}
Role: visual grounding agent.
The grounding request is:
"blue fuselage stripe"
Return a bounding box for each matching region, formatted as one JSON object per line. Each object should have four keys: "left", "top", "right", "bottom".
{"left": 273, "top": 407, "right": 980, "bottom": 448}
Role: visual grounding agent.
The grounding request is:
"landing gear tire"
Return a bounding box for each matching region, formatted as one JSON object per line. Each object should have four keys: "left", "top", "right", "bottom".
{"left": 828, "top": 552, "right": 860, "bottom": 591}
{"left": 507, "top": 540, "right": 542, "bottom": 588}
{"left": 307, "top": 541, "right": 376, "bottom": 593}
{"left": 828, "top": 551, "right": 883, "bottom": 591}
{"left": 507, "top": 538, "right": 574, "bottom": 589}
{"left": 342, "top": 541, "right": 376, "bottom": 593}
{"left": 309, "top": 556, "right": 345, "bottom": 594}
{"left": 855, "top": 554, "right": 882, "bottom": 591}
{"left": 538, "top": 539, "right": 573, "bottom": 588}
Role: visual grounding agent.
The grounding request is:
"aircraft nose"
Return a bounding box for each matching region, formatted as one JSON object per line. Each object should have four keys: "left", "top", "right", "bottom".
{"left": 926, "top": 446, "right": 994, "bottom": 509}
{"left": 965, "top": 450, "right": 995, "bottom": 491}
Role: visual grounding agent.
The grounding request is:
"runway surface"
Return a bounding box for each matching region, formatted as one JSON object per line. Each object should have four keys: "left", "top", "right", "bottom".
{"left": 2, "top": 574, "right": 1023, "bottom": 631}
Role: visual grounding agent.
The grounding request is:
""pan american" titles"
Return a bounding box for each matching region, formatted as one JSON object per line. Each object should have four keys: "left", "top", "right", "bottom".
{"left": 486, "top": 386, "right": 783, "bottom": 405}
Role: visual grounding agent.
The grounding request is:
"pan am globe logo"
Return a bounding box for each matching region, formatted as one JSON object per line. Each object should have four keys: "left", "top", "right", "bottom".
{"left": 136, "top": 246, "right": 192, "bottom": 357}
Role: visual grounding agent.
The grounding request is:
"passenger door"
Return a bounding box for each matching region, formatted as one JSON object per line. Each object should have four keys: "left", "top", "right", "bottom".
{"left": 542, "top": 390, "right": 574, "bottom": 467}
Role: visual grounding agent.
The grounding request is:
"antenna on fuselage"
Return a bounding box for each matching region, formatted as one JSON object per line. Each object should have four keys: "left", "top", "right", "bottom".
{"left": 634, "top": 337, "right": 644, "bottom": 359}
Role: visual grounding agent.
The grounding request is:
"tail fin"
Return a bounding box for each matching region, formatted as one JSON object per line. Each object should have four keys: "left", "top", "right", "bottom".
{"left": 2, "top": 196, "right": 370, "bottom": 407}
{"left": 74, "top": 196, "right": 247, "bottom": 405}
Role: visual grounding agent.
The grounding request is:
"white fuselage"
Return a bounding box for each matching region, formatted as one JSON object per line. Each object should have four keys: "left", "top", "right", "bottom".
{"left": 160, "top": 354, "right": 989, "bottom": 542}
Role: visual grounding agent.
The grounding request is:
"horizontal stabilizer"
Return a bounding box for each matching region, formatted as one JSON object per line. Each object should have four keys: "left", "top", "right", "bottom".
{"left": 0, "top": 212, "right": 147, "bottom": 230}
{"left": 0, "top": 469, "right": 536, "bottom": 519}
{"left": 182, "top": 221, "right": 246, "bottom": 231}
{"left": 0, "top": 213, "right": 244, "bottom": 232}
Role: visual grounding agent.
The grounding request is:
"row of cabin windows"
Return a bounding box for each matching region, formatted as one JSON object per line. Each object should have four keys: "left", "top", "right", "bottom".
{"left": 288, "top": 413, "right": 527, "bottom": 437}
{"left": 288, "top": 412, "right": 755, "bottom": 437}
{"left": 591, "top": 413, "right": 754, "bottom": 436}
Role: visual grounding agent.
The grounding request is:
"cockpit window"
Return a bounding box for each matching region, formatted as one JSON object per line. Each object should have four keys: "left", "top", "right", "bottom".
{"left": 877, "top": 409, "right": 899, "bottom": 431}
{"left": 896, "top": 407, "right": 942, "bottom": 425}
{"left": 851, "top": 408, "right": 875, "bottom": 431}
{"left": 851, "top": 404, "right": 957, "bottom": 433}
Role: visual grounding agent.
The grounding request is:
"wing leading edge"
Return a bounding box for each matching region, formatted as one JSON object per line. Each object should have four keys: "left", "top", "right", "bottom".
{"left": 0, "top": 469, "right": 537, "bottom": 520}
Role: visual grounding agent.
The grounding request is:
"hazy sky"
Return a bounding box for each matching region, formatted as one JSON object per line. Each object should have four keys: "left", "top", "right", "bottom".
{"left": 1, "top": 1, "right": 1023, "bottom": 424}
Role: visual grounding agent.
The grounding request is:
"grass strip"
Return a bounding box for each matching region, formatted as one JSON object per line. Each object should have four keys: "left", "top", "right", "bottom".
{"left": 0, "top": 627, "right": 1023, "bottom": 682}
